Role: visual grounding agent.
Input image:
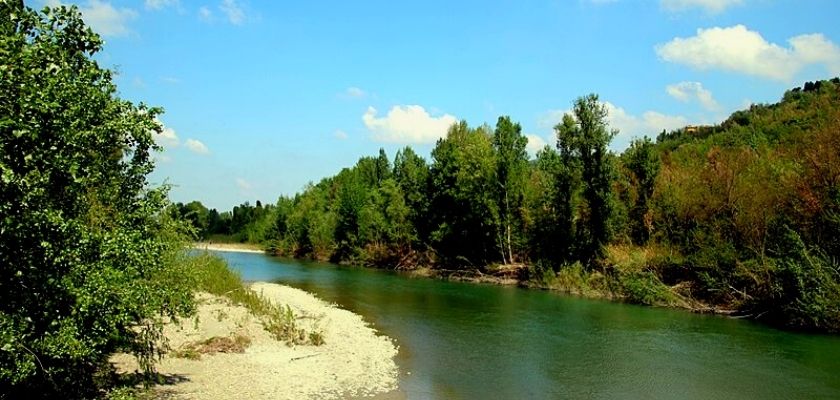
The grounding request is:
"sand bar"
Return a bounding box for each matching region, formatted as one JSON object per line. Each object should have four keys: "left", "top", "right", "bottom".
{"left": 113, "top": 283, "right": 400, "bottom": 399}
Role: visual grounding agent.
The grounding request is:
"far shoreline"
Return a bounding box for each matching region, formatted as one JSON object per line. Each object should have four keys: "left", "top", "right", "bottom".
{"left": 191, "top": 242, "right": 265, "bottom": 254}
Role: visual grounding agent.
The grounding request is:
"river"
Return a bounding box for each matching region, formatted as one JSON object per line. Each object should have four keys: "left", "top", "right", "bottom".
{"left": 214, "top": 251, "right": 840, "bottom": 399}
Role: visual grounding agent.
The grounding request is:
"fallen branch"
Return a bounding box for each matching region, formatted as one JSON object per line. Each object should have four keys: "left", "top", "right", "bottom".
{"left": 290, "top": 352, "right": 321, "bottom": 362}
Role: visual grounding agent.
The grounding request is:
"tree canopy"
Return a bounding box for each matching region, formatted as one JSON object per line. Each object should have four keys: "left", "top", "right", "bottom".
{"left": 1, "top": 3, "right": 194, "bottom": 396}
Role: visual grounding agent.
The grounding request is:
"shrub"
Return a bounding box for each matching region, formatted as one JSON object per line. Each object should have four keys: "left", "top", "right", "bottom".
{"left": 0, "top": 4, "right": 195, "bottom": 397}
{"left": 618, "top": 271, "right": 676, "bottom": 306}
{"left": 768, "top": 232, "right": 840, "bottom": 332}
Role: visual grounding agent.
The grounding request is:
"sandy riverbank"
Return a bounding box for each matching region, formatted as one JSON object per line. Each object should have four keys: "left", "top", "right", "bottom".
{"left": 112, "top": 283, "right": 400, "bottom": 399}
{"left": 190, "top": 242, "right": 265, "bottom": 254}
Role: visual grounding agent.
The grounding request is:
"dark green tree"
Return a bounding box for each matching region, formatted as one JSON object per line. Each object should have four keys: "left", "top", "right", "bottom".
{"left": 492, "top": 116, "right": 528, "bottom": 264}
{"left": 556, "top": 94, "right": 617, "bottom": 262}
{"left": 624, "top": 137, "right": 660, "bottom": 244}
{"left": 0, "top": 4, "right": 194, "bottom": 396}
{"left": 430, "top": 122, "right": 499, "bottom": 266}
{"left": 182, "top": 200, "right": 210, "bottom": 238}
{"left": 375, "top": 148, "right": 392, "bottom": 185}
{"left": 527, "top": 146, "right": 580, "bottom": 263}
{"left": 393, "top": 146, "right": 431, "bottom": 244}
{"left": 332, "top": 168, "right": 367, "bottom": 260}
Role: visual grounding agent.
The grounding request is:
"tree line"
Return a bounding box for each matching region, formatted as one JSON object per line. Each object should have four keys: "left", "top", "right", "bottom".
{"left": 181, "top": 94, "right": 627, "bottom": 268}
{"left": 185, "top": 79, "right": 840, "bottom": 333}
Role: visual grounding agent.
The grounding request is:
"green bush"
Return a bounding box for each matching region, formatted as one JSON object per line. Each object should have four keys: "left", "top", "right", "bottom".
{"left": 1, "top": 4, "right": 196, "bottom": 397}
{"left": 618, "top": 271, "right": 676, "bottom": 306}
{"left": 768, "top": 232, "right": 840, "bottom": 332}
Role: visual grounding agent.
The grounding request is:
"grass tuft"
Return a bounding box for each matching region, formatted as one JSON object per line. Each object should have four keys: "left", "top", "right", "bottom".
{"left": 188, "top": 253, "right": 325, "bottom": 346}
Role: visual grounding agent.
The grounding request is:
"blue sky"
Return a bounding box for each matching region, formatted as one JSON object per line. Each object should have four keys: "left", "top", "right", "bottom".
{"left": 34, "top": 0, "right": 840, "bottom": 210}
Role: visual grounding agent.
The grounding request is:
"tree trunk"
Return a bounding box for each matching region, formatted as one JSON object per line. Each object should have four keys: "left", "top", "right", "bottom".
{"left": 504, "top": 190, "right": 514, "bottom": 263}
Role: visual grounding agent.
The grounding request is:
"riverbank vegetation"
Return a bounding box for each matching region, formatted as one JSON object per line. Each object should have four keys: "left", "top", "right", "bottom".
{"left": 0, "top": 3, "right": 320, "bottom": 397}
{"left": 192, "top": 253, "right": 324, "bottom": 346}
{"left": 0, "top": 4, "right": 198, "bottom": 398}
{"left": 186, "top": 80, "right": 840, "bottom": 333}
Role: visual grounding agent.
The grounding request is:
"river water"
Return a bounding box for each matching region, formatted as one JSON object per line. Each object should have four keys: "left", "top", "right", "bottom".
{"left": 214, "top": 251, "right": 840, "bottom": 399}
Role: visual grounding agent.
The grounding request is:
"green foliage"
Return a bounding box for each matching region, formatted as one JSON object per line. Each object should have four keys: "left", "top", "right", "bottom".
{"left": 524, "top": 262, "right": 608, "bottom": 298}
{"left": 430, "top": 122, "right": 500, "bottom": 266}
{"left": 765, "top": 232, "right": 840, "bottom": 332}
{"left": 555, "top": 94, "right": 618, "bottom": 262}
{"left": 394, "top": 146, "right": 432, "bottom": 242}
{"left": 492, "top": 116, "right": 529, "bottom": 263}
{"left": 624, "top": 137, "right": 660, "bottom": 244}
{"left": 170, "top": 201, "right": 211, "bottom": 239}
{"left": 617, "top": 271, "right": 676, "bottom": 306}
{"left": 1, "top": 4, "right": 195, "bottom": 396}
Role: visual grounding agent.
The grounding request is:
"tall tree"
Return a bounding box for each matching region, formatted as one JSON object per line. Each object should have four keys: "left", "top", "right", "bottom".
{"left": 625, "top": 137, "right": 660, "bottom": 244}
{"left": 492, "top": 116, "right": 528, "bottom": 264}
{"left": 393, "top": 146, "right": 431, "bottom": 244}
{"left": 375, "top": 148, "right": 392, "bottom": 186}
{"left": 0, "top": 4, "right": 194, "bottom": 395}
{"left": 526, "top": 146, "right": 580, "bottom": 264}
{"left": 430, "top": 121, "right": 499, "bottom": 266}
{"left": 180, "top": 201, "right": 210, "bottom": 238}
{"left": 332, "top": 168, "right": 367, "bottom": 259}
{"left": 556, "top": 94, "right": 617, "bottom": 262}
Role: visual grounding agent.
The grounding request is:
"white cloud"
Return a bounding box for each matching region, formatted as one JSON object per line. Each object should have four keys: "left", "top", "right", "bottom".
{"left": 537, "top": 109, "right": 567, "bottom": 130}
{"left": 47, "top": 0, "right": 137, "bottom": 37}
{"left": 540, "top": 101, "right": 689, "bottom": 150}
{"left": 145, "top": 0, "right": 178, "bottom": 10}
{"left": 334, "top": 130, "right": 349, "bottom": 140}
{"left": 363, "top": 105, "right": 458, "bottom": 144}
{"left": 666, "top": 81, "right": 720, "bottom": 111}
{"left": 656, "top": 25, "right": 840, "bottom": 81}
{"left": 132, "top": 77, "right": 146, "bottom": 89}
{"left": 160, "top": 76, "right": 181, "bottom": 84}
{"left": 198, "top": 6, "right": 213, "bottom": 22}
{"left": 740, "top": 98, "right": 754, "bottom": 109}
{"left": 235, "top": 178, "right": 252, "bottom": 190}
{"left": 343, "top": 87, "right": 366, "bottom": 99}
{"left": 219, "top": 0, "right": 245, "bottom": 24}
{"left": 152, "top": 120, "right": 179, "bottom": 148}
{"left": 184, "top": 138, "right": 210, "bottom": 154}
{"left": 660, "top": 0, "right": 742, "bottom": 13}
{"left": 606, "top": 102, "right": 688, "bottom": 141}
{"left": 154, "top": 153, "right": 172, "bottom": 163}
{"left": 525, "top": 134, "right": 548, "bottom": 155}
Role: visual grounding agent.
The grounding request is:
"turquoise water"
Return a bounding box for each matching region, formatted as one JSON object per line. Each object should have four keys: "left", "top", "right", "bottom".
{"left": 215, "top": 251, "right": 840, "bottom": 399}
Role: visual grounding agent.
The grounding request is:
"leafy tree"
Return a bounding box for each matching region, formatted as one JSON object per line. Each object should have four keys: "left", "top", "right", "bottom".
{"left": 0, "top": 4, "right": 194, "bottom": 396}
{"left": 625, "top": 137, "right": 660, "bottom": 244}
{"left": 332, "top": 167, "right": 368, "bottom": 259}
{"left": 393, "top": 146, "right": 431, "bottom": 244}
{"left": 375, "top": 148, "right": 392, "bottom": 185}
{"left": 182, "top": 200, "right": 211, "bottom": 238}
{"left": 430, "top": 122, "right": 499, "bottom": 266}
{"left": 286, "top": 183, "right": 335, "bottom": 259}
{"left": 556, "top": 94, "right": 617, "bottom": 262}
{"left": 492, "top": 116, "right": 528, "bottom": 264}
{"left": 206, "top": 208, "right": 227, "bottom": 235}
{"left": 521, "top": 144, "right": 580, "bottom": 264}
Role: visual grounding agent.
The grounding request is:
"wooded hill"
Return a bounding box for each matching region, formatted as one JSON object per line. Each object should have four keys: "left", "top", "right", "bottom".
{"left": 180, "top": 79, "right": 840, "bottom": 332}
